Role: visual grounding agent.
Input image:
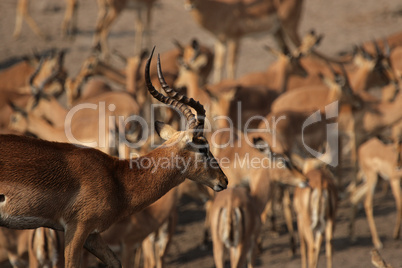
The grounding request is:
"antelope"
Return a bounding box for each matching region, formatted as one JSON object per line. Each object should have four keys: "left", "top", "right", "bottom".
{"left": 8, "top": 62, "right": 140, "bottom": 158}
{"left": 361, "top": 30, "right": 402, "bottom": 55}
{"left": 249, "top": 136, "right": 309, "bottom": 253}
{"left": 93, "top": 0, "right": 158, "bottom": 57}
{"left": 184, "top": 0, "right": 304, "bottom": 82}
{"left": 340, "top": 80, "right": 402, "bottom": 180}
{"left": 210, "top": 186, "right": 261, "bottom": 268}
{"left": 286, "top": 41, "right": 392, "bottom": 95}
{"left": 349, "top": 137, "right": 402, "bottom": 249}
{"left": 235, "top": 30, "right": 321, "bottom": 91}
{"left": 0, "top": 50, "right": 66, "bottom": 95}
{"left": 0, "top": 49, "right": 228, "bottom": 267}
{"left": 0, "top": 52, "right": 67, "bottom": 131}
{"left": 293, "top": 159, "right": 338, "bottom": 268}
{"left": 270, "top": 63, "right": 361, "bottom": 114}
{"left": 173, "top": 39, "right": 234, "bottom": 130}
{"left": 207, "top": 130, "right": 309, "bottom": 251}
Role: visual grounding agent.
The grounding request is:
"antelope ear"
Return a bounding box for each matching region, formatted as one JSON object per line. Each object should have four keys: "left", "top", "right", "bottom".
{"left": 155, "top": 121, "right": 177, "bottom": 140}
{"left": 252, "top": 137, "right": 271, "bottom": 155}
{"left": 193, "top": 54, "right": 208, "bottom": 69}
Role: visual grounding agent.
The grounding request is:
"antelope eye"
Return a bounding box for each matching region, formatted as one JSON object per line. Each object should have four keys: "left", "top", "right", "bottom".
{"left": 199, "top": 147, "right": 207, "bottom": 154}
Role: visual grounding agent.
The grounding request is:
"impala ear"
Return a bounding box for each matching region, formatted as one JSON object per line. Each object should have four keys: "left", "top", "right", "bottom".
{"left": 155, "top": 121, "right": 177, "bottom": 140}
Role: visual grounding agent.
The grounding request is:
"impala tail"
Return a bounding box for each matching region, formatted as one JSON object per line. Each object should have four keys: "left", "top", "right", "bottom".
{"left": 310, "top": 188, "right": 327, "bottom": 233}
{"left": 219, "top": 206, "right": 243, "bottom": 249}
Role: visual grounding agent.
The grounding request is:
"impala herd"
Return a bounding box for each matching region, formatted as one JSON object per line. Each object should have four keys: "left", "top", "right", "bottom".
{"left": 1, "top": 0, "right": 402, "bottom": 267}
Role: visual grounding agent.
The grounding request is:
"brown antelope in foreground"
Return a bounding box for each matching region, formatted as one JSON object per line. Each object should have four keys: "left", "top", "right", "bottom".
{"left": 0, "top": 48, "right": 228, "bottom": 267}
{"left": 185, "top": 0, "right": 304, "bottom": 82}
{"left": 293, "top": 158, "right": 338, "bottom": 268}
{"left": 349, "top": 137, "right": 402, "bottom": 249}
{"left": 210, "top": 186, "right": 261, "bottom": 268}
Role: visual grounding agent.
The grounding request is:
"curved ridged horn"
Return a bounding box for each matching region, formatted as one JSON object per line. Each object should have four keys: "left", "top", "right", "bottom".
{"left": 156, "top": 53, "right": 205, "bottom": 132}
{"left": 145, "top": 47, "right": 198, "bottom": 130}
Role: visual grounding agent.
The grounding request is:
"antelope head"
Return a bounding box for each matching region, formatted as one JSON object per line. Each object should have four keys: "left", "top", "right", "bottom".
{"left": 146, "top": 48, "right": 228, "bottom": 192}
{"left": 320, "top": 62, "right": 363, "bottom": 109}
{"left": 252, "top": 137, "right": 309, "bottom": 188}
{"left": 174, "top": 38, "right": 214, "bottom": 88}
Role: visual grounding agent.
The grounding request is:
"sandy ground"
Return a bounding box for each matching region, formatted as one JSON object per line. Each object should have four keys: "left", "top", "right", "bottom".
{"left": 1, "top": 0, "right": 402, "bottom": 267}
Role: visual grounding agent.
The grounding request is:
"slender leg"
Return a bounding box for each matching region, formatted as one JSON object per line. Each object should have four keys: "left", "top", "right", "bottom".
{"left": 213, "top": 40, "right": 226, "bottom": 83}
{"left": 133, "top": 246, "right": 142, "bottom": 268}
{"left": 298, "top": 218, "right": 307, "bottom": 268}
{"left": 211, "top": 215, "right": 225, "bottom": 268}
{"left": 230, "top": 243, "right": 248, "bottom": 268}
{"left": 93, "top": 0, "right": 107, "bottom": 49}
{"left": 212, "top": 240, "right": 225, "bottom": 268}
{"left": 61, "top": 0, "right": 78, "bottom": 38}
{"left": 99, "top": 6, "right": 120, "bottom": 59}
{"left": 84, "top": 233, "right": 122, "bottom": 267}
{"left": 122, "top": 240, "right": 136, "bottom": 268}
{"left": 13, "top": 0, "right": 25, "bottom": 39}
{"left": 282, "top": 187, "right": 296, "bottom": 256}
{"left": 63, "top": 224, "right": 89, "bottom": 268}
{"left": 202, "top": 200, "right": 213, "bottom": 249}
{"left": 325, "top": 219, "right": 334, "bottom": 268}
{"left": 389, "top": 176, "right": 402, "bottom": 239}
{"left": 363, "top": 174, "right": 382, "bottom": 249}
{"left": 19, "top": 0, "right": 46, "bottom": 39}
{"left": 226, "top": 38, "right": 240, "bottom": 80}
{"left": 142, "top": 234, "right": 155, "bottom": 268}
{"left": 312, "top": 232, "right": 322, "bottom": 268}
